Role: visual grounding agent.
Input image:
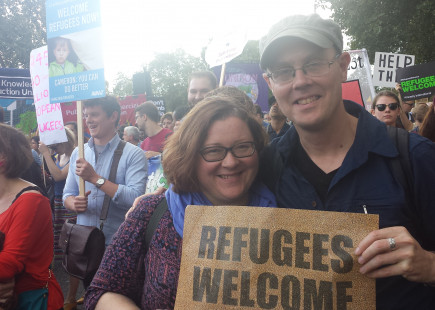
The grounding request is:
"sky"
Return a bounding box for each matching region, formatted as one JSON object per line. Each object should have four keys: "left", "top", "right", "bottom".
{"left": 99, "top": 0, "right": 331, "bottom": 88}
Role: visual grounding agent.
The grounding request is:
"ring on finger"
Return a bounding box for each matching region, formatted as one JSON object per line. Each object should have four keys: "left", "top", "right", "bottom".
{"left": 388, "top": 237, "right": 396, "bottom": 250}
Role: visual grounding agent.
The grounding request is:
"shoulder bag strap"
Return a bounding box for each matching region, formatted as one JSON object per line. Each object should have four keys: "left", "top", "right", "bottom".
{"left": 144, "top": 198, "right": 168, "bottom": 251}
{"left": 100, "top": 140, "right": 127, "bottom": 225}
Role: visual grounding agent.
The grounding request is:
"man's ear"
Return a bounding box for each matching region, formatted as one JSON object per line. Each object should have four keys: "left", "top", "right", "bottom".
{"left": 371, "top": 109, "right": 375, "bottom": 116}
{"left": 339, "top": 52, "right": 351, "bottom": 82}
{"left": 263, "top": 73, "right": 273, "bottom": 92}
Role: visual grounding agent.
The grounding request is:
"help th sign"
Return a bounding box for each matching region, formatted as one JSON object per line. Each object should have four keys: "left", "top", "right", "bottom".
{"left": 373, "top": 52, "right": 415, "bottom": 88}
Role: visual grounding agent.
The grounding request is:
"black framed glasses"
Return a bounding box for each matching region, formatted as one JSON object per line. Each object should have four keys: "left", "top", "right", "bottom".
{"left": 266, "top": 54, "right": 341, "bottom": 84}
{"left": 376, "top": 103, "right": 399, "bottom": 111}
{"left": 199, "top": 142, "right": 256, "bottom": 162}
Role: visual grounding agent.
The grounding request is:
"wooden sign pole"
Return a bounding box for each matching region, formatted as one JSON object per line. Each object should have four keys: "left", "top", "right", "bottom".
{"left": 219, "top": 63, "right": 226, "bottom": 87}
{"left": 76, "top": 100, "right": 85, "bottom": 196}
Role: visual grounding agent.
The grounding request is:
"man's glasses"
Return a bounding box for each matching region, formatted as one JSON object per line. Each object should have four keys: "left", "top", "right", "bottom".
{"left": 266, "top": 54, "right": 341, "bottom": 84}
{"left": 199, "top": 142, "right": 256, "bottom": 162}
{"left": 376, "top": 103, "right": 399, "bottom": 111}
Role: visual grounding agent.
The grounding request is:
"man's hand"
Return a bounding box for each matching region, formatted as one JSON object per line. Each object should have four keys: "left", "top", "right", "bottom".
{"left": 355, "top": 226, "right": 435, "bottom": 284}
{"left": 71, "top": 190, "right": 91, "bottom": 213}
{"left": 76, "top": 158, "right": 99, "bottom": 183}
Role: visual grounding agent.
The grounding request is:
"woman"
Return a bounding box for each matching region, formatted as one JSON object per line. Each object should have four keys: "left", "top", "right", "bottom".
{"left": 0, "top": 123, "right": 63, "bottom": 310}
{"left": 39, "top": 128, "right": 79, "bottom": 310}
{"left": 39, "top": 128, "right": 77, "bottom": 261}
{"left": 85, "top": 97, "right": 276, "bottom": 309}
{"left": 420, "top": 101, "right": 435, "bottom": 142}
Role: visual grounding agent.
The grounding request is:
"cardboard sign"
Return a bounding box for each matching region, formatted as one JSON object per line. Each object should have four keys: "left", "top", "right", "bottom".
{"left": 396, "top": 61, "right": 435, "bottom": 101}
{"left": 347, "top": 49, "right": 375, "bottom": 111}
{"left": 373, "top": 52, "right": 415, "bottom": 88}
{"left": 30, "top": 46, "right": 67, "bottom": 145}
{"left": 46, "top": 0, "right": 105, "bottom": 103}
{"left": 0, "top": 68, "right": 33, "bottom": 99}
{"left": 176, "top": 206, "right": 377, "bottom": 310}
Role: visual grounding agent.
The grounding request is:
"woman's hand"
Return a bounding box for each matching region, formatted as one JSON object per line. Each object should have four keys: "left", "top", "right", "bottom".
{"left": 38, "top": 141, "right": 50, "bottom": 155}
{"left": 355, "top": 226, "right": 435, "bottom": 284}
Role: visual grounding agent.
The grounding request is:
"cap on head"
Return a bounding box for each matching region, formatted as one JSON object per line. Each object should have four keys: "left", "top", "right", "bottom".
{"left": 259, "top": 14, "right": 343, "bottom": 70}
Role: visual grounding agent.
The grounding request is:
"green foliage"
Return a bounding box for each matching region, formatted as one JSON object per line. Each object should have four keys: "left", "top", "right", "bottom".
{"left": 0, "top": 0, "right": 46, "bottom": 68}
{"left": 321, "top": 0, "right": 435, "bottom": 64}
{"left": 147, "top": 49, "right": 208, "bottom": 112}
{"left": 16, "top": 110, "right": 37, "bottom": 136}
{"left": 111, "top": 72, "right": 133, "bottom": 97}
{"left": 231, "top": 40, "right": 260, "bottom": 64}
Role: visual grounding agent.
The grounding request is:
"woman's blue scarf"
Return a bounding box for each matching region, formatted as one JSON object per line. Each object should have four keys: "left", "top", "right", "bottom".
{"left": 165, "top": 182, "right": 277, "bottom": 237}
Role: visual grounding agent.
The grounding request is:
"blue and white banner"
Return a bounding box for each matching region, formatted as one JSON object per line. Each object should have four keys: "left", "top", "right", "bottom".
{"left": 0, "top": 68, "right": 33, "bottom": 99}
{"left": 46, "top": 0, "right": 105, "bottom": 103}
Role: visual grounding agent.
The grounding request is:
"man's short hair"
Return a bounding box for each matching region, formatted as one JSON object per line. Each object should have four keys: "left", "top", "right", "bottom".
{"left": 83, "top": 96, "right": 121, "bottom": 126}
{"left": 188, "top": 71, "right": 218, "bottom": 90}
{"left": 259, "top": 14, "right": 343, "bottom": 70}
{"left": 0, "top": 123, "right": 33, "bottom": 178}
{"left": 160, "top": 112, "right": 173, "bottom": 123}
{"left": 163, "top": 96, "right": 267, "bottom": 193}
{"left": 124, "top": 126, "right": 140, "bottom": 141}
{"left": 204, "top": 86, "right": 255, "bottom": 115}
{"left": 254, "top": 104, "right": 264, "bottom": 118}
{"left": 135, "top": 101, "right": 160, "bottom": 123}
{"left": 372, "top": 90, "right": 400, "bottom": 110}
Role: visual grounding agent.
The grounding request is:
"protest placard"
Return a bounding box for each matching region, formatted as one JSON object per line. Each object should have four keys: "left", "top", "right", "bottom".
{"left": 347, "top": 49, "right": 375, "bottom": 111}
{"left": 396, "top": 61, "right": 435, "bottom": 101}
{"left": 342, "top": 80, "right": 364, "bottom": 107}
{"left": 175, "top": 206, "right": 377, "bottom": 310}
{"left": 205, "top": 29, "right": 248, "bottom": 68}
{"left": 0, "top": 68, "right": 33, "bottom": 99}
{"left": 30, "top": 46, "right": 67, "bottom": 145}
{"left": 45, "top": 0, "right": 105, "bottom": 103}
{"left": 373, "top": 52, "right": 414, "bottom": 88}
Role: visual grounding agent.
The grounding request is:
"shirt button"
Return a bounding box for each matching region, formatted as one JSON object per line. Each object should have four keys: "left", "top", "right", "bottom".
{"left": 311, "top": 201, "right": 317, "bottom": 208}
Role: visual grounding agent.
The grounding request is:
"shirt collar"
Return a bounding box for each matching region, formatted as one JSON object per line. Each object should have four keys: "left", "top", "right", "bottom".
{"left": 87, "top": 133, "right": 120, "bottom": 153}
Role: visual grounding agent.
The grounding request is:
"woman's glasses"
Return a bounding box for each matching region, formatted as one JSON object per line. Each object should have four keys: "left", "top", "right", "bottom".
{"left": 200, "top": 142, "right": 256, "bottom": 162}
{"left": 375, "top": 103, "right": 399, "bottom": 111}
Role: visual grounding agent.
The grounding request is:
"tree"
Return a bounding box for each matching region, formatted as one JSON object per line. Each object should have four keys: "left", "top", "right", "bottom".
{"left": 147, "top": 49, "right": 208, "bottom": 112}
{"left": 16, "top": 110, "right": 37, "bottom": 136}
{"left": 111, "top": 72, "right": 133, "bottom": 97}
{"left": 0, "top": 0, "right": 46, "bottom": 68}
{"left": 320, "top": 0, "right": 435, "bottom": 64}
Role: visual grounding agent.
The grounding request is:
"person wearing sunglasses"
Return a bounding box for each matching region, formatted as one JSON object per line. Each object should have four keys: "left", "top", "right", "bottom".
{"left": 371, "top": 90, "right": 402, "bottom": 127}
{"left": 85, "top": 97, "right": 276, "bottom": 310}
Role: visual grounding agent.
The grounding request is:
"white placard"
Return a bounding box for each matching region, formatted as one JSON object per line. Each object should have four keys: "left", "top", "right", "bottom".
{"left": 205, "top": 29, "right": 248, "bottom": 68}
{"left": 373, "top": 52, "right": 415, "bottom": 88}
{"left": 30, "top": 46, "right": 67, "bottom": 145}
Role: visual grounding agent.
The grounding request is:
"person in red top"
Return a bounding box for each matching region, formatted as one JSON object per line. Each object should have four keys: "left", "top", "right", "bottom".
{"left": 135, "top": 102, "right": 172, "bottom": 159}
{"left": 0, "top": 123, "right": 63, "bottom": 310}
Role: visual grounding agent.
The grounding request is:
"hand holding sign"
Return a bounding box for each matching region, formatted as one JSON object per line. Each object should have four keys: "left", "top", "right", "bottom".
{"left": 355, "top": 226, "right": 435, "bottom": 284}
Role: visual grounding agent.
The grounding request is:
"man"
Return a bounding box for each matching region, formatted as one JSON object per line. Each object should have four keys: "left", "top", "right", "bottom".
{"left": 135, "top": 101, "right": 172, "bottom": 159}
{"left": 63, "top": 96, "right": 147, "bottom": 246}
{"left": 259, "top": 14, "right": 435, "bottom": 309}
{"left": 122, "top": 125, "right": 141, "bottom": 146}
{"left": 267, "top": 97, "right": 290, "bottom": 140}
{"left": 187, "top": 71, "right": 217, "bottom": 108}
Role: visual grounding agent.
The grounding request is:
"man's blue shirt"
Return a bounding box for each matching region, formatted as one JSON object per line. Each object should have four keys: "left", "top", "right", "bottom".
{"left": 63, "top": 133, "right": 147, "bottom": 244}
{"left": 260, "top": 101, "right": 435, "bottom": 309}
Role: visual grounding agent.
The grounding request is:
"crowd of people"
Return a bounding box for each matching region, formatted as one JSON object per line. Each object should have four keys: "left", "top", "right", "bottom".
{"left": 0, "top": 13, "right": 434, "bottom": 310}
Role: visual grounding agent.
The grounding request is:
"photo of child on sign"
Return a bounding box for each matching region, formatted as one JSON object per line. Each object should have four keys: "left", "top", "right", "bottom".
{"left": 48, "top": 37, "right": 84, "bottom": 77}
